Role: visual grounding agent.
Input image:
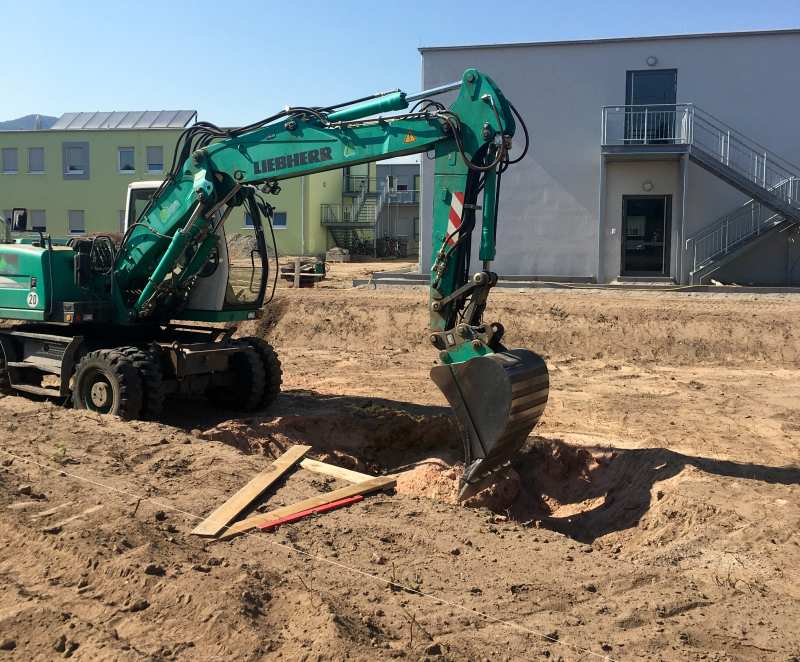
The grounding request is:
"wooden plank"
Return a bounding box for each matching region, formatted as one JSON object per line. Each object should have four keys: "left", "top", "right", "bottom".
{"left": 299, "top": 458, "right": 374, "bottom": 484}
{"left": 192, "top": 445, "right": 311, "bottom": 537}
{"left": 219, "top": 475, "right": 395, "bottom": 540}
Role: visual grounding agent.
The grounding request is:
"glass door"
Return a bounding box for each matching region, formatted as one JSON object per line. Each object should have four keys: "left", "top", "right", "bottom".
{"left": 625, "top": 69, "right": 677, "bottom": 144}
{"left": 621, "top": 196, "right": 671, "bottom": 276}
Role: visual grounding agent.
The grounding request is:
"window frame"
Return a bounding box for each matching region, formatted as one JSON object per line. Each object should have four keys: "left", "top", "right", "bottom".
{"left": 30, "top": 209, "right": 47, "bottom": 231}
{"left": 68, "top": 209, "right": 86, "bottom": 235}
{"left": 1, "top": 147, "right": 19, "bottom": 174}
{"left": 145, "top": 145, "right": 164, "bottom": 173}
{"left": 62, "top": 142, "right": 90, "bottom": 179}
{"left": 118, "top": 146, "right": 135, "bottom": 174}
{"left": 27, "top": 147, "right": 45, "bottom": 174}
{"left": 272, "top": 211, "right": 287, "bottom": 229}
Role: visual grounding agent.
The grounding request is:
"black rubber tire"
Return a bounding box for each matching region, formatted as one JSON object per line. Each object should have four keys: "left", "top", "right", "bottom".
{"left": 119, "top": 346, "right": 164, "bottom": 420}
{"left": 0, "top": 337, "right": 12, "bottom": 395}
{"left": 239, "top": 336, "right": 282, "bottom": 409}
{"left": 208, "top": 346, "right": 266, "bottom": 412}
{"left": 72, "top": 349, "right": 143, "bottom": 419}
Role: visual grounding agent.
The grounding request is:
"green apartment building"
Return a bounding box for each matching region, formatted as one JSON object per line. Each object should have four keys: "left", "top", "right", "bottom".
{"left": 0, "top": 110, "right": 342, "bottom": 256}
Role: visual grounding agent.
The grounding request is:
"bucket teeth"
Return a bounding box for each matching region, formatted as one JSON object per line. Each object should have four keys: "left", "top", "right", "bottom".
{"left": 430, "top": 349, "right": 549, "bottom": 494}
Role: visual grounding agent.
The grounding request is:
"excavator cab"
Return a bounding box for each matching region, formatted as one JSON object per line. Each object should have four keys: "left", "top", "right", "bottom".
{"left": 123, "top": 182, "right": 269, "bottom": 320}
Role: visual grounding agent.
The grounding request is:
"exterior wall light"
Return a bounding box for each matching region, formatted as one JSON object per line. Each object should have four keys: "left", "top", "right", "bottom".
{"left": 642, "top": 180, "right": 654, "bottom": 192}
{"left": 646, "top": 56, "right": 658, "bottom": 67}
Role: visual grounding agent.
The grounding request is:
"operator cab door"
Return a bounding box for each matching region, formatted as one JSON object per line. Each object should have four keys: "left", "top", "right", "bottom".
{"left": 123, "top": 183, "right": 267, "bottom": 313}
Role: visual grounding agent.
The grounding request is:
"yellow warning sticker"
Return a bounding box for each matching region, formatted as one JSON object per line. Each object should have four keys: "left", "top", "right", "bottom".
{"left": 403, "top": 132, "right": 417, "bottom": 144}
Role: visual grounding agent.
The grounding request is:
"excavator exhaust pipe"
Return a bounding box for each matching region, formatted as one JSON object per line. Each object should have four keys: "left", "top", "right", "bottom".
{"left": 431, "top": 349, "right": 549, "bottom": 498}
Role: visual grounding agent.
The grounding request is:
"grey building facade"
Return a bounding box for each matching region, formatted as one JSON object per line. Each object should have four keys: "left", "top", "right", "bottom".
{"left": 420, "top": 30, "right": 800, "bottom": 284}
{"left": 376, "top": 161, "right": 420, "bottom": 256}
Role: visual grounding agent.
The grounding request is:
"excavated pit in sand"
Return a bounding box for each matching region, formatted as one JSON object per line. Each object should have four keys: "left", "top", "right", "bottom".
{"left": 199, "top": 405, "right": 638, "bottom": 523}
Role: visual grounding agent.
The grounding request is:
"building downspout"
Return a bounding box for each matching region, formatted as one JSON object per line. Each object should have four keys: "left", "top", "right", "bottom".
{"left": 596, "top": 155, "right": 607, "bottom": 283}
{"left": 679, "top": 154, "right": 688, "bottom": 283}
{"left": 300, "top": 176, "right": 305, "bottom": 255}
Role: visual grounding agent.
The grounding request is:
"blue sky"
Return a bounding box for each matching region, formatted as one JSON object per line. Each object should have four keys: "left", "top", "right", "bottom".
{"left": 1, "top": 0, "right": 797, "bottom": 125}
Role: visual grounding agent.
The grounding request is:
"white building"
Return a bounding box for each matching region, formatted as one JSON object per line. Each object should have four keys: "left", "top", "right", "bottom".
{"left": 420, "top": 29, "right": 800, "bottom": 285}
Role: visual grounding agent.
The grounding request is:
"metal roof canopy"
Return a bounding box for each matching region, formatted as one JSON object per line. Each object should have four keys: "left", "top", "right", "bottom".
{"left": 50, "top": 110, "right": 196, "bottom": 130}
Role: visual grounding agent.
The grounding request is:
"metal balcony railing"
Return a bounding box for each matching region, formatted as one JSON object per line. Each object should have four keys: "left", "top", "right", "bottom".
{"left": 603, "top": 103, "right": 800, "bottom": 278}
{"left": 602, "top": 103, "right": 691, "bottom": 145}
{"left": 343, "top": 176, "right": 377, "bottom": 194}
{"left": 384, "top": 189, "right": 420, "bottom": 204}
{"left": 320, "top": 202, "right": 376, "bottom": 226}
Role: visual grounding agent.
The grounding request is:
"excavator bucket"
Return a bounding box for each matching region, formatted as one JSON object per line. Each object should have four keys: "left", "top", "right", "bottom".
{"left": 431, "top": 349, "right": 549, "bottom": 497}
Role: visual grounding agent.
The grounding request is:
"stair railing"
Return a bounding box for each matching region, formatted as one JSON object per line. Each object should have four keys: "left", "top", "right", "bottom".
{"left": 687, "top": 176, "right": 795, "bottom": 275}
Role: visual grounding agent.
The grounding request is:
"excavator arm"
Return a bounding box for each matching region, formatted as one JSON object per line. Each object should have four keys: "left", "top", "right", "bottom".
{"left": 114, "top": 69, "right": 548, "bottom": 493}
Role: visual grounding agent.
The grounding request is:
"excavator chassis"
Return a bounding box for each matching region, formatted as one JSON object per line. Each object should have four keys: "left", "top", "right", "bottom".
{"left": 0, "top": 324, "right": 281, "bottom": 419}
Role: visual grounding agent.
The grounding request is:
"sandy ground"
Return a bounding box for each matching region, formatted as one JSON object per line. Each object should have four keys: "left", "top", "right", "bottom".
{"left": 1, "top": 273, "right": 799, "bottom": 661}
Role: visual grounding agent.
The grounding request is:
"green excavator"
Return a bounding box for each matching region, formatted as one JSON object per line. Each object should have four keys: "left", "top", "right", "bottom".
{"left": 0, "top": 69, "right": 548, "bottom": 493}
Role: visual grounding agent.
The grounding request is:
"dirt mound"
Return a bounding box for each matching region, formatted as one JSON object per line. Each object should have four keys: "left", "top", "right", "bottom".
{"left": 240, "top": 287, "right": 800, "bottom": 365}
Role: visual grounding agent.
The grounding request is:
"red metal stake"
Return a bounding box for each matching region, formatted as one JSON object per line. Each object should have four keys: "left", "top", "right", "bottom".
{"left": 257, "top": 494, "right": 365, "bottom": 531}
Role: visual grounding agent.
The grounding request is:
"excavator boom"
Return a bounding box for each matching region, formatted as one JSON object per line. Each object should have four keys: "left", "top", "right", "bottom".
{"left": 1, "top": 69, "right": 548, "bottom": 492}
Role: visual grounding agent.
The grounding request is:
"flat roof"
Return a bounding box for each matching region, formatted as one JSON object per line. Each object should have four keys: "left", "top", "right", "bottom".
{"left": 419, "top": 28, "right": 800, "bottom": 53}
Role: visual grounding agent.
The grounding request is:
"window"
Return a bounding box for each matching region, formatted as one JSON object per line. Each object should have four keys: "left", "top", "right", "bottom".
{"left": 397, "top": 183, "right": 409, "bottom": 191}
{"left": 273, "top": 212, "right": 287, "bottom": 229}
{"left": 63, "top": 142, "right": 89, "bottom": 178}
{"left": 2, "top": 148, "right": 18, "bottom": 173}
{"left": 30, "top": 210, "right": 46, "bottom": 231}
{"left": 244, "top": 212, "right": 254, "bottom": 228}
{"left": 28, "top": 147, "right": 45, "bottom": 173}
{"left": 118, "top": 147, "right": 135, "bottom": 173}
{"left": 68, "top": 210, "right": 85, "bottom": 234}
{"left": 146, "top": 146, "right": 163, "bottom": 172}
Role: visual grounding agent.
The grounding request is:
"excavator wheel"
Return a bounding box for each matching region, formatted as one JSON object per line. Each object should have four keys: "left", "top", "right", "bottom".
{"left": 119, "top": 346, "right": 164, "bottom": 420}
{"left": 0, "top": 337, "right": 12, "bottom": 395}
{"left": 72, "top": 349, "right": 144, "bottom": 420}
{"left": 238, "top": 336, "right": 282, "bottom": 409}
{"left": 207, "top": 346, "right": 266, "bottom": 411}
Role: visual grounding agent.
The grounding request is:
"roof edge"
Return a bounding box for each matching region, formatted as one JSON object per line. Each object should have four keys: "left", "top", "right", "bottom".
{"left": 419, "top": 28, "right": 800, "bottom": 53}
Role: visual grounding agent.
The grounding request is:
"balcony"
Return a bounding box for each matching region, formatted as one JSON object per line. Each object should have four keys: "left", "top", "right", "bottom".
{"left": 320, "top": 203, "right": 375, "bottom": 226}
{"left": 380, "top": 189, "right": 419, "bottom": 205}
{"left": 601, "top": 103, "right": 693, "bottom": 157}
{"left": 343, "top": 176, "right": 377, "bottom": 195}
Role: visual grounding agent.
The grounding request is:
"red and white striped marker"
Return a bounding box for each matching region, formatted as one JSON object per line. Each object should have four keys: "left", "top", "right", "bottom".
{"left": 445, "top": 191, "right": 465, "bottom": 246}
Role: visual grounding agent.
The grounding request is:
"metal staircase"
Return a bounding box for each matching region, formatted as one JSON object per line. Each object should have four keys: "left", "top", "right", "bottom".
{"left": 321, "top": 177, "right": 379, "bottom": 254}
{"left": 682, "top": 107, "right": 800, "bottom": 282}
{"left": 602, "top": 104, "right": 800, "bottom": 283}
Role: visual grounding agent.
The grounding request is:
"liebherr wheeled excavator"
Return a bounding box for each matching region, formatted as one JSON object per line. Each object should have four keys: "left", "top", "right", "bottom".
{"left": 0, "top": 70, "right": 548, "bottom": 492}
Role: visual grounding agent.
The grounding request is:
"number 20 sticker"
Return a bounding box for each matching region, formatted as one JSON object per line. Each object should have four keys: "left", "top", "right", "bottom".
{"left": 27, "top": 291, "right": 39, "bottom": 308}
